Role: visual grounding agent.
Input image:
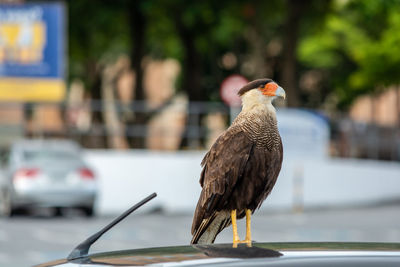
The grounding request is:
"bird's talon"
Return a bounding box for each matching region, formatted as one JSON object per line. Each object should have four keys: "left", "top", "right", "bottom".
{"left": 232, "top": 243, "right": 238, "bottom": 248}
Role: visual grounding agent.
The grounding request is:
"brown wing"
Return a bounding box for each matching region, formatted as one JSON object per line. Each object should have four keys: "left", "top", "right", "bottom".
{"left": 234, "top": 138, "right": 283, "bottom": 212}
{"left": 191, "top": 126, "right": 254, "bottom": 235}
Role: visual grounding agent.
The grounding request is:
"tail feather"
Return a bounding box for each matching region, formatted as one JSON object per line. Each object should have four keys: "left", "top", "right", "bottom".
{"left": 191, "top": 211, "right": 231, "bottom": 244}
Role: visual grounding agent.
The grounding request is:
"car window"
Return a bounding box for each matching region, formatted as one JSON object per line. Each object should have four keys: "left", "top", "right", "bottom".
{"left": 0, "top": 148, "right": 10, "bottom": 167}
{"left": 22, "top": 149, "right": 79, "bottom": 163}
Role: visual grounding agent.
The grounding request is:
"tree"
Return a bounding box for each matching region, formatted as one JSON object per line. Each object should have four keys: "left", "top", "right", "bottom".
{"left": 144, "top": 0, "right": 249, "bottom": 148}
{"left": 68, "top": 1, "right": 131, "bottom": 147}
{"left": 298, "top": 0, "right": 400, "bottom": 109}
{"left": 281, "top": 0, "right": 311, "bottom": 107}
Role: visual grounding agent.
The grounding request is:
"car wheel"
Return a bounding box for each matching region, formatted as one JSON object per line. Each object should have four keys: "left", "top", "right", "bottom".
{"left": 82, "top": 206, "right": 94, "bottom": 217}
{"left": 0, "top": 190, "right": 14, "bottom": 217}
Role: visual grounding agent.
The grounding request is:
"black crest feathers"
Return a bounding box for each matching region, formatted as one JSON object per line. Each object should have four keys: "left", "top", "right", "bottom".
{"left": 237, "top": 78, "right": 273, "bottom": 96}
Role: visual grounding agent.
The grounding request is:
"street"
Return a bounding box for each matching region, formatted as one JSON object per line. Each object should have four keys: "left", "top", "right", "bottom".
{"left": 1, "top": 204, "right": 400, "bottom": 267}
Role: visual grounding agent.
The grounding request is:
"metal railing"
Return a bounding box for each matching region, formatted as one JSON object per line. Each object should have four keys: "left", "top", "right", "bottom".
{"left": 0, "top": 100, "right": 230, "bottom": 150}
{"left": 0, "top": 100, "right": 398, "bottom": 161}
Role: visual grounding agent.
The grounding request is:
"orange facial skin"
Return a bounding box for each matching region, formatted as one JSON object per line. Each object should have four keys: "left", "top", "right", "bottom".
{"left": 261, "top": 82, "right": 278, "bottom": 96}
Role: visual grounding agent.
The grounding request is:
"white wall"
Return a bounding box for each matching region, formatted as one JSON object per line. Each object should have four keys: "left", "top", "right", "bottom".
{"left": 84, "top": 150, "right": 400, "bottom": 215}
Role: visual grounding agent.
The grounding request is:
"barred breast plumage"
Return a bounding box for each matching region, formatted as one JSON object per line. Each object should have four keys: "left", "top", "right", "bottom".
{"left": 234, "top": 108, "right": 281, "bottom": 151}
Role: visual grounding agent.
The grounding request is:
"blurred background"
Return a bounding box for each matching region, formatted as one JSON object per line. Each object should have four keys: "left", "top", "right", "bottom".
{"left": 0, "top": 0, "right": 400, "bottom": 266}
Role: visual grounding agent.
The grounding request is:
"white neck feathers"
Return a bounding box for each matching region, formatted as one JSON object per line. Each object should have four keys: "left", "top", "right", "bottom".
{"left": 240, "top": 89, "right": 276, "bottom": 115}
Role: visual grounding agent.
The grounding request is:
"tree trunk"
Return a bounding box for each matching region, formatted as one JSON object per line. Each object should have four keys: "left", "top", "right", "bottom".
{"left": 128, "top": 1, "right": 147, "bottom": 148}
{"left": 174, "top": 16, "right": 204, "bottom": 149}
{"left": 129, "top": 1, "right": 146, "bottom": 101}
{"left": 102, "top": 62, "right": 129, "bottom": 149}
{"left": 281, "top": 0, "right": 310, "bottom": 107}
{"left": 87, "top": 63, "right": 108, "bottom": 148}
{"left": 397, "top": 85, "right": 400, "bottom": 127}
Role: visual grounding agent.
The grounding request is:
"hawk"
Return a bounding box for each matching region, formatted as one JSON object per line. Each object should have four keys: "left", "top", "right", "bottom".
{"left": 191, "top": 78, "right": 285, "bottom": 247}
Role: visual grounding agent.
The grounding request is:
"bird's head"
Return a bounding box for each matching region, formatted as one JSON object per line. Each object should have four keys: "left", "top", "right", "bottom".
{"left": 238, "top": 79, "right": 286, "bottom": 109}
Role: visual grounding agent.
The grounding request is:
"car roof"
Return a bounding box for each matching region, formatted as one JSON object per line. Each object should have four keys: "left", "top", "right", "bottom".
{"left": 35, "top": 242, "right": 400, "bottom": 267}
{"left": 12, "top": 139, "right": 80, "bottom": 152}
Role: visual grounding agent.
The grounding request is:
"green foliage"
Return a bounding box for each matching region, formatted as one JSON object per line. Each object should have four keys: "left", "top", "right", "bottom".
{"left": 142, "top": 1, "right": 183, "bottom": 60}
{"left": 68, "top": 1, "right": 130, "bottom": 88}
{"left": 67, "top": 0, "right": 400, "bottom": 109}
{"left": 68, "top": 0, "right": 251, "bottom": 96}
{"left": 298, "top": 0, "right": 400, "bottom": 108}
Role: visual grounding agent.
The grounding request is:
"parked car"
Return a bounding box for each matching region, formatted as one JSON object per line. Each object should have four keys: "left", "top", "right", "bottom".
{"left": 35, "top": 193, "right": 400, "bottom": 267}
{"left": 35, "top": 242, "right": 400, "bottom": 267}
{"left": 0, "top": 139, "right": 97, "bottom": 217}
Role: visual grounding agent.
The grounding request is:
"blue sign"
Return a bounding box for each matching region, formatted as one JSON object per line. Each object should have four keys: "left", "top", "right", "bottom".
{"left": 0, "top": 3, "right": 65, "bottom": 78}
{"left": 0, "top": 3, "right": 66, "bottom": 101}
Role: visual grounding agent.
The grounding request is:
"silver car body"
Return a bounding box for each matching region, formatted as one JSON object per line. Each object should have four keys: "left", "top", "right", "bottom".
{"left": 35, "top": 243, "right": 400, "bottom": 267}
{"left": 0, "top": 139, "right": 97, "bottom": 216}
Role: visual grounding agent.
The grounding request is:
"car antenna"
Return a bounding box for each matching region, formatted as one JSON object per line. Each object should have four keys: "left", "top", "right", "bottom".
{"left": 67, "top": 192, "right": 157, "bottom": 261}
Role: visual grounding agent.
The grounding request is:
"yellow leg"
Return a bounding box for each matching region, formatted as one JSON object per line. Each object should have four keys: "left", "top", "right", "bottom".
{"left": 245, "top": 209, "right": 252, "bottom": 247}
{"left": 231, "top": 210, "right": 240, "bottom": 248}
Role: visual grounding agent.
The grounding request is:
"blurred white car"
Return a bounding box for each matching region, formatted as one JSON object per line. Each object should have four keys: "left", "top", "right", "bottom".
{"left": 0, "top": 139, "right": 97, "bottom": 217}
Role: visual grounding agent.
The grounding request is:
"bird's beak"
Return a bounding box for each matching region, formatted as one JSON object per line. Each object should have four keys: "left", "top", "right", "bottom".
{"left": 275, "top": 86, "right": 286, "bottom": 100}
